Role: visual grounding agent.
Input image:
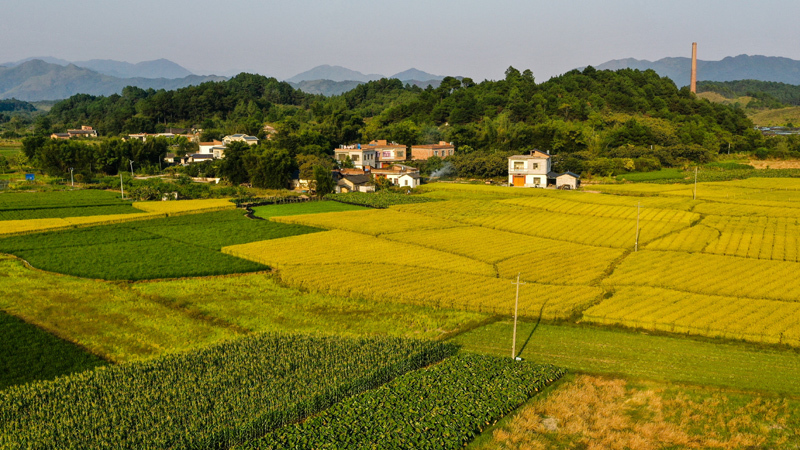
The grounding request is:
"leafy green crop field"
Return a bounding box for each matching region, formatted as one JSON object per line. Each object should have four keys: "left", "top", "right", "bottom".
{"left": 0, "top": 189, "right": 140, "bottom": 220}
{"left": 0, "top": 147, "right": 21, "bottom": 158}
{"left": 0, "top": 334, "right": 456, "bottom": 449}
{"left": 0, "top": 189, "right": 128, "bottom": 210}
{"left": 0, "top": 310, "right": 106, "bottom": 390}
{"left": 453, "top": 320, "right": 800, "bottom": 397}
{"left": 247, "top": 353, "right": 564, "bottom": 450}
{"left": 324, "top": 191, "right": 440, "bottom": 208}
{"left": 252, "top": 200, "right": 367, "bottom": 218}
{"left": 0, "top": 209, "right": 320, "bottom": 280}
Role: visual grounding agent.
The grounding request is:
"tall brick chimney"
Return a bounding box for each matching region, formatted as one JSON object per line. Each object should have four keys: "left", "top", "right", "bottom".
{"left": 690, "top": 42, "right": 697, "bottom": 93}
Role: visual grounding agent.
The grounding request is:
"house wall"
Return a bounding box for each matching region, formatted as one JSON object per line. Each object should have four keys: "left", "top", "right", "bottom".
{"left": 410, "top": 147, "right": 454, "bottom": 160}
{"left": 398, "top": 175, "right": 420, "bottom": 188}
{"left": 335, "top": 150, "right": 377, "bottom": 169}
{"left": 556, "top": 175, "right": 579, "bottom": 189}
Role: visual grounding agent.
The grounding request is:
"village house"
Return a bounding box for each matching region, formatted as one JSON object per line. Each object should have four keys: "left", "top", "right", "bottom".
{"left": 50, "top": 133, "right": 70, "bottom": 139}
{"left": 368, "top": 140, "right": 407, "bottom": 168}
{"left": 550, "top": 171, "right": 581, "bottom": 189}
{"left": 67, "top": 126, "right": 98, "bottom": 138}
{"left": 334, "top": 145, "right": 378, "bottom": 169}
{"left": 198, "top": 140, "right": 225, "bottom": 155}
{"left": 223, "top": 134, "right": 259, "bottom": 146}
{"left": 410, "top": 141, "right": 455, "bottom": 160}
{"left": 335, "top": 174, "right": 375, "bottom": 193}
{"left": 397, "top": 172, "right": 421, "bottom": 188}
{"left": 507, "top": 150, "right": 551, "bottom": 187}
{"left": 370, "top": 164, "right": 421, "bottom": 188}
{"left": 187, "top": 153, "right": 215, "bottom": 164}
{"left": 127, "top": 132, "right": 199, "bottom": 142}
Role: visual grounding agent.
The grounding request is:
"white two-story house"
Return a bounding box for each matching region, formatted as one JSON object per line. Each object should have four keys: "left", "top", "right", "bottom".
{"left": 508, "top": 150, "right": 551, "bottom": 187}
{"left": 334, "top": 145, "right": 378, "bottom": 169}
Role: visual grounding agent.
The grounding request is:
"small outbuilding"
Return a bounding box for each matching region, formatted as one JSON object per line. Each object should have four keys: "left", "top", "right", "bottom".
{"left": 555, "top": 172, "right": 580, "bottom": 190}
{"left": 397, "top": 172, "right": 421, "bottom": 188}
{"left": 335, "top": 174, "right": 376, "bottom": 193}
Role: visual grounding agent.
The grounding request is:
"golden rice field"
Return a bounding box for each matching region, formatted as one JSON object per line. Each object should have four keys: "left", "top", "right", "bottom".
{"left": 605, "top": 250, "right": 800, "bottom": 302}
{"left": 228, "top": 180, "right": 800, "bottom": 348}
{"left": 585, "top": 286, "right": 800, "bottom": 347}
{"left": 223, "top": 229, "right": 495, "bottom": 277}
{"left": 272, "top": 209, "right": 462, "bottom": 236}
{"left": 279, "top": 263, "right": 603, "bottom": 320}
{"left": 498, "top": 196, "right": 699, "bottom": 223}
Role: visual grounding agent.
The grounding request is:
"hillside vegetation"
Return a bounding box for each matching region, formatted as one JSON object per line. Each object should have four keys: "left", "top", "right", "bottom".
{"left": 24, "top": 68, "right": 764, "bottom": 182}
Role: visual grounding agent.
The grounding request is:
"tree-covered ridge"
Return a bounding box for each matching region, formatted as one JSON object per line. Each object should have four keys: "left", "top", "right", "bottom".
{"left": 698, "top": 79, "right": 800, "bottom": 107}
{"left": 47, "top": 73, "right": 318, "bottom": 137}
{"left": 31, "top": 66, "right": 771, "bottom": 180}
{"left": 0, "top": 99, "right": 36, "bottom": 113}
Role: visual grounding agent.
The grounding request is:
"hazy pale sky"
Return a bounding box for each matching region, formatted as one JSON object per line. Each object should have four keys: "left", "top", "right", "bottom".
{"left": 3, "top": 0, "right": 799, "bottom": 81}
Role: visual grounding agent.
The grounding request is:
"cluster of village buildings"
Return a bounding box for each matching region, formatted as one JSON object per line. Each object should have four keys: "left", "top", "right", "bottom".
{"left": 50, "top": 126, "right": 579, "bottom": 190}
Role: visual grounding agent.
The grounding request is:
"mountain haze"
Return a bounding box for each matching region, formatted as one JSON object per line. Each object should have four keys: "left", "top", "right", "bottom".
{"left": 389, "top": 68, "right": 445, "bottom": 81}
{"left": 1, "top": 57, "right": 195, "bottom": 79}
{"left": 590, "top": 54, "right": 800, "bottom": 86}
{"left": 0, "top": 60, "right": 225, "bottom": 101}
{"left": 286, "top": 65, "right": 384, "bottom": 83}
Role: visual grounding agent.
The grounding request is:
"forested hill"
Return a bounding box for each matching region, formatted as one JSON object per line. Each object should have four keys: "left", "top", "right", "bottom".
{"left": 697, "top": 80, "right": 800, "bottom": 107}
{"left": 43, "top": 67, "right": 759, "bottom": 175}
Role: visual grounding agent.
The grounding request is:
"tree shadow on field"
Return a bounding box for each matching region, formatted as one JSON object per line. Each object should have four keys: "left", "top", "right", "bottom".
{"left": 516, "top": 299, "right": 548, "bottom": 359}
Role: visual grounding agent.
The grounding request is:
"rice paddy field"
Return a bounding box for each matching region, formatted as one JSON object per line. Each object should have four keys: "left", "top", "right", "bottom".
{"left": 4, "top": 180, "right": 800, "bottom": 448}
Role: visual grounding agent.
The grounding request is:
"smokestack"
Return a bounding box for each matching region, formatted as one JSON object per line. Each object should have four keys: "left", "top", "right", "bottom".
{"left": 690, "top": 42, "right": 697, "bottom": 93}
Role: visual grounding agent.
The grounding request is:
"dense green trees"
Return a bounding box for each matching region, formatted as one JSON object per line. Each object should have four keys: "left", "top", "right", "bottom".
{"left": 698, "top": 80, "right": 800, "bottom": 107}
{"left": 30, "top": 65, "right": 773, "bottom": 181}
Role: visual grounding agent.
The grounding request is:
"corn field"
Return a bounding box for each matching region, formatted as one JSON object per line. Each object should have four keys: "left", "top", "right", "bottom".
{"left": 0, "top": 333, "right": 457, "bottom": 449}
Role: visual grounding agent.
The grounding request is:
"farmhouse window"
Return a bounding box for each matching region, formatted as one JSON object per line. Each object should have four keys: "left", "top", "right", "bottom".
{"left": 513, "top": 161, "right": 524, "bottom": 170}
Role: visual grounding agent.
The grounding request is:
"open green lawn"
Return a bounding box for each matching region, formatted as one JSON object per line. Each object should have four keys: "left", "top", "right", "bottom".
{"left": 0, "top": 255, "right": 486, "bottom": 363}
{"left": 0, "top": 310, "right": 107, "bottom": 390}
{"left": 453, "top": 320, "right": 800, "bottom": 397}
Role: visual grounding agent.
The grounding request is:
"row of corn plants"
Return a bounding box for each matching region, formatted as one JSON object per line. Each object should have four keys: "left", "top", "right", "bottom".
{"left": 244, "top": 353, "right": 566, "bottom": 450}
{"left": 0, "top": 333, "right": 458, "bottom": 449}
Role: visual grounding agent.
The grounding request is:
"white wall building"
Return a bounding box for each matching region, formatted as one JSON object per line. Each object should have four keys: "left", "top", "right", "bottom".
{"left": 334, "top": 145, "right": 378, "bottom": 169}
{"left": 507, "top": 150, "right": 551, "bottom": 187}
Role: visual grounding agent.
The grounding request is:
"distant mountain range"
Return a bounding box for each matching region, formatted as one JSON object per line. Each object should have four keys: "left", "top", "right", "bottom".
{"left": 285, "top": 65, "right": 449, "bottom": 95}
{"left": 1, "top": 57, "right": 195, "bottom": 79}
{"left": 589, "top": 54, "right": 800, "bottom": 86}
{"left": 0, "top": 60, "right": 226, "bottom": 101}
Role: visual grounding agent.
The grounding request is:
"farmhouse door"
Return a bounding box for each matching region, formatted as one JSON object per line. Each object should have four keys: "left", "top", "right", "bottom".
{"left": 513, "top": 176, "right": 525, "bottom": 187}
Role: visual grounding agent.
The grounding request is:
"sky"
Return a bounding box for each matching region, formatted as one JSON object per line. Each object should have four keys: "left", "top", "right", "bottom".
{"left": 2, "top": 0, "right": 800, "bottom": 81}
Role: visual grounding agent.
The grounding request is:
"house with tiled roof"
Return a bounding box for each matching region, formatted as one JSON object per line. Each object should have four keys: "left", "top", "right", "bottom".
{"left": 508, "top": 150, "right": 551, "bottom": 187}
{"left": 411, "top": 141, "right": 455, "bottom": 160}
{"left": 335, "top": 174, "right": 375, "bottom": 193}
{"left": 223, "top": 134, "right": 259, "bottom": 146}
{"left": 67, "top": 126, "right": 97, "bottom": 138}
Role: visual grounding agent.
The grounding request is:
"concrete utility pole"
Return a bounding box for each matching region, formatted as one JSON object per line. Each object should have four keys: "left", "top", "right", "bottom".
{"left": 69, "top": 167, "right": 74, "bottom": 188}
{"left": 693, "top": 167, "right": 698, "bottom": 200}
{"left": 129, "top": 160, "right": 134, "bottom": 178}
{"left": 635, "top": 202, "right": 640, "bottom": 252}
{"left": 119, "top": 170, "right": 125, "bottom": 199}
{"left": 511, "top": 273, "right": 526, "bottom": 360}
{"left": 690, "top": 42, "right": 698, "bottom": 93}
